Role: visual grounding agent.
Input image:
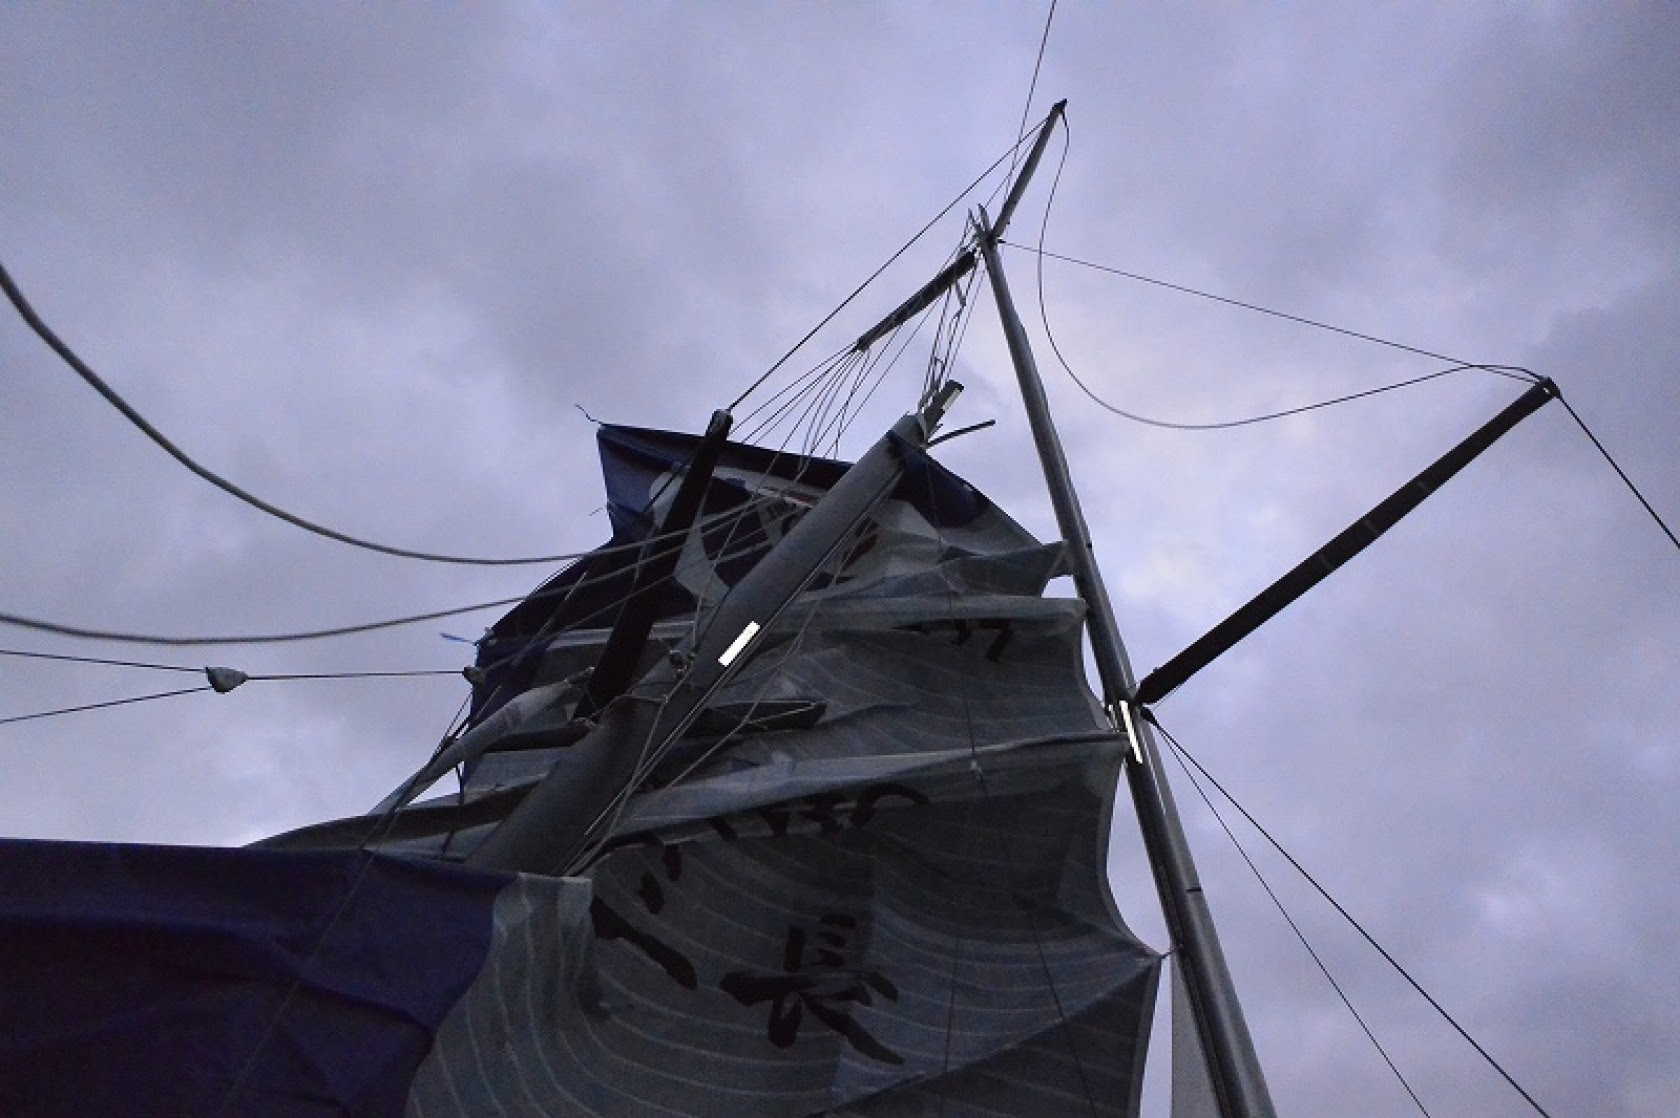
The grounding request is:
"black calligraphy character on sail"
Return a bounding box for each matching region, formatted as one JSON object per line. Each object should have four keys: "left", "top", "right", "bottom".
{"left": 719, "top": 913, "right": 903, "bottom": 1065}
{"left": 591, "top": 836, "right": 696, "bottom": 988}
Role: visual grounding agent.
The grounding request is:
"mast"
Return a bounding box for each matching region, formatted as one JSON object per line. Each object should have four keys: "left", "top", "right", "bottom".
{"left": 977, "top": 103, "right": 1276, "bottom": 1117}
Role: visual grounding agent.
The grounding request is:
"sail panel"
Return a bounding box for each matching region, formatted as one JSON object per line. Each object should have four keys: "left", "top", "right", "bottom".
{"left": 409, "top": 745, "right": 1160, "bottom": 1116}
{"left": 246, "top": 422, "right": 1165, "bottom": 1115}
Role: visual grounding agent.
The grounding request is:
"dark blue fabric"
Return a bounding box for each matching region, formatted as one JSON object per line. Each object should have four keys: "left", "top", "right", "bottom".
{"left": 0, "top": 839, "right": 512, "bottom": 1117}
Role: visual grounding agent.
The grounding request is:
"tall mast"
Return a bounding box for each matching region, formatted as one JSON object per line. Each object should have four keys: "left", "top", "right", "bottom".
{"left": 977, "top": 103, "right": 1276, "bottom": 1117}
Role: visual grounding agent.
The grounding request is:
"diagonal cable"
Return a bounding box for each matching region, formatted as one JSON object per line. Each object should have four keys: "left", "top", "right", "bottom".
{"left": 1146, "top": 711, "right": 1554, "bottom": 1117}
{"left": 1160, "top": 721, "right": 1432, "bottom": 1115}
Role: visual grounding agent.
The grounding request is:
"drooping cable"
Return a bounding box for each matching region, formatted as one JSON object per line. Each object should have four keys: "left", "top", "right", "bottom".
{"left": 1146, "top": 711, "right": 1555, "bottom": 1118}
{"left": 1022, "top": 125, "right": 1534, "bottom": 431}
{"left": 0, "top": 498, "right": 786, "bottom": 648}
{"left": 0, "top": 258, "right": 605, "bottom": 567}
{"left": 1159, "top": 722, "right": 1433, "bottom": 1116}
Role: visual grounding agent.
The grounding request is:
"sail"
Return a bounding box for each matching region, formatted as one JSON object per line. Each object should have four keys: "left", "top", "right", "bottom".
{"left": 0, "top": 838, "right": 517, "bottom": 1117}
{"left": 1, "top": 424, "right": 1162, "bottom": 1116}
{"left": 404, "top": 425, "right": 1163, "bottom": 1114}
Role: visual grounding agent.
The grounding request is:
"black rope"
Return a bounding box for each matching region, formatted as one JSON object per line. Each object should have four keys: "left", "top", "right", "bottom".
{"left": 0, "top": 685, "right": 213, "bottom": 727}
{"left": 0, "top": 497, "right": 786, "bottom": 648}
{"left": 1009, "top": 0, "right": 1058, "bottom": 173}
{"left": 0, "top": 258, "right": 603, "bottom": 567}
{"left": 0, "top": 646, "right": 200, "bottom": 673}
{"left": 1556, "top": 393, "right": 1680, "bottom": 554}
{"left": 1160, "top": 724, "right": 1432, "bottom": 1116}
{"left": 1146, "top": 712, "right": 1555, "bottom": 1117}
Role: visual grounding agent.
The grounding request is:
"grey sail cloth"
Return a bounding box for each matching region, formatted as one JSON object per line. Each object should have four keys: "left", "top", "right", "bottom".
{"left": 365, "top": 435, "right": 1162, "bottom": 1114}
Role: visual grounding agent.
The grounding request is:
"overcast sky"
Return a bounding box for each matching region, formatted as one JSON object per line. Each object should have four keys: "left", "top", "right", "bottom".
{"left": 2, "top": 4, "right": 1676, "bottom": 1115}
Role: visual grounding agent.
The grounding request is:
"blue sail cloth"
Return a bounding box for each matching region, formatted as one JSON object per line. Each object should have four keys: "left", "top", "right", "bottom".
{"left": 0, "top": 840, "right": 510, "bottom": 1117}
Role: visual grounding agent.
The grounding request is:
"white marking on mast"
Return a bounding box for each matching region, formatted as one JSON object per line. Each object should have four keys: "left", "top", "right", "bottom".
{"left": 1117, "top": 700, "right": 1144, "bottom": 765}
{"left": 718, "top": 622, "right": 761, "bottom": 667}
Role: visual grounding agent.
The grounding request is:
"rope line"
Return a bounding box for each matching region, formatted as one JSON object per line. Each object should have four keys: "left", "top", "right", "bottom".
{"left": 0, "top": 258, "right": 602, "bottom": 567}
{"left": 727, "top": 118, "right": 1050, "bottom": 411}
{"left": 1161, "top": 724, "right": 1432, "bottom": 1115}
{"left": 0, "top": 646, "right": 200, "bottom": 673}
{"left": 0, "top": 498, "right": 788, "bottom": 648}
{"left": 1024, "top": 127, "right": 1534, "bottom": 431}
{"left": 1009, "top": 0, "right": 1058, "bottom": 173}
{"left": 0, "top": 685, "right": 213, "bottom": 727}
{"left": 1006, "top": 237, "right": 1545, "bottom": 375}
{"left": 0, "top": 646, "right": 457, "bottom": 681}
{"left": 1146, "top": 713, "right": 1554, "bottom": 1117}
{"left": 1556, "top": 394, "right": 1680, "bottom": 554}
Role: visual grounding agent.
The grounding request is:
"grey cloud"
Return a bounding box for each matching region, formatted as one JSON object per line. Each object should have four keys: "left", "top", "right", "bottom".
{"left": 2, "top": 4, "right": 1675, "bottom": 1115}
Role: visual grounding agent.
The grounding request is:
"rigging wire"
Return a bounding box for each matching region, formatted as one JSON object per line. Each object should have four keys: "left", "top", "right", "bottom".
{"left": 222, "top": 254, "right": 1023, "bottom": 1101}
{"left": 726, "top": 117, "right": 1051, "bottom": 412}
{"left": 1024, "top": 123, "right": 1535, "bottom": 431}
{"left": 0, "top": 685, "right": 213, "bottom": 727}
{"left": 1018, "top": 117, "right": 1674, "bottom": 552}
{"left": 0, "top": 258, "right": 598, "bottom": 568}
{"left": 1145, "top": 712, "right": 1555, "bottom": 1118}
{"left": 1007, "top": 234, "right": 1542, "bottom": 378}
{"left": 0, "top": 645, "right": 457, "bottom": 682}
{"left": 0, "top": 646, "right": 200, "bottom": 674}
{"left": 737, "top": 346, "right": 854, "bottom": 441}
{"left": 1159, "top": 723, "right": 1433, "bottom": 1116}
{"left": 3, "top": 124, "right": 1030, "bottom": 647}
{"left": 1009, "top": 0, "right": 1058, "bottom": 174}
{"left": 574, "top": 274, "right": 993, "bottom": 868}
{"left": 1555, "top": 394, "right": 1680, "bottom": 555}
{"left": 0, "top": 663, "right": 457, "bottom": 728}
{"left": 0, "top": 499, "right": 788, "bottom": 648}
